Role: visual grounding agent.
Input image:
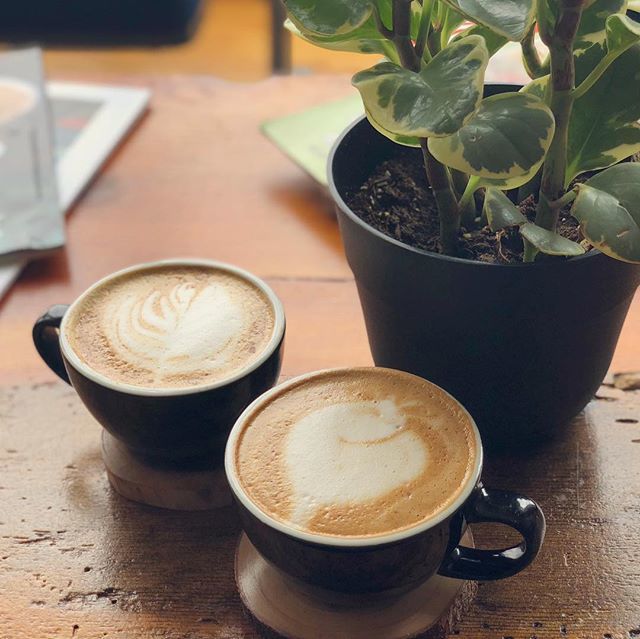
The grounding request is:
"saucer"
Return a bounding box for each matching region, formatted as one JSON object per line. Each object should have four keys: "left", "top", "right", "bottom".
{"left": 101, "top": 430, "right": 232, "bottom": 510}
{"left": 235, "top": 532, "right": 477, "bottom": 639}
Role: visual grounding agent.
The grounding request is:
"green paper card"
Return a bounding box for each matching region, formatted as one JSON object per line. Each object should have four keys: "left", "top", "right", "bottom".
{"left": 261, "top": 92, "right": 364, "bottom": 186}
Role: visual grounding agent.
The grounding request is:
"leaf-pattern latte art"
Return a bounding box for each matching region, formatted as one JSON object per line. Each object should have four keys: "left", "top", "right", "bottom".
{"left": 103, "top": 282, "right": 245, "bottom": 382}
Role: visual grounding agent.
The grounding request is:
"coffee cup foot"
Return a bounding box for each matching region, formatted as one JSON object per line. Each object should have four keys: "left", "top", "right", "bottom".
{"left": 234, "top": 533, "right": 477, "bottom": 639}
{"left": 101, "top": 430, "right": 232, "bottom": 511}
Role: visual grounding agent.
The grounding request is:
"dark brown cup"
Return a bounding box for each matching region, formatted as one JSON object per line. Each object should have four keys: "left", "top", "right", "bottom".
{"left": 225, "top": 368, "right": 546, "bottom": 593}
{"left": 33, "top": 259, "right": 286, "bottom": 468}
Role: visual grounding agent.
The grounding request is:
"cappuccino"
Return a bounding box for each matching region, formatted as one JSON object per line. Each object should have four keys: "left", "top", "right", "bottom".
{"left": 65, "top": 263, "right": 276, "bottom": 390}
{"left": 232, "top": 368, "right": 478, "bottom": 538}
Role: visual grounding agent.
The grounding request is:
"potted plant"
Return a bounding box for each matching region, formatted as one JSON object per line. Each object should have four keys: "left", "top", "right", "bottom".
{"left": 283, "top": 0, "right": 640, "bottom": 448}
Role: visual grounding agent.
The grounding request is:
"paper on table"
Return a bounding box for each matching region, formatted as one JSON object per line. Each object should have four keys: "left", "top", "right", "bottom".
{"left": 0, "top": 49, "right": 62, "bottom": 259}
{"left": 0, "top": 78, "right": 149, "bottom": 302}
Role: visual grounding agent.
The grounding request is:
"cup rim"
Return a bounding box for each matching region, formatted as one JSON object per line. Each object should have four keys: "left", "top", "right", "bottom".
{"left": 224, "top": 366, "right": 484, "bottom": 548}
{"left": 59, "top": 258, "right": 286, "bottom": 397}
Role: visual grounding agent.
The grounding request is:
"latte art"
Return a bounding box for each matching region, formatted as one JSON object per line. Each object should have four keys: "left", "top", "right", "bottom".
{"left": 66, "top": 264, "right": 277, "bottom": 389}
{"left": 286, "top": 400, "right": 427, "bottom": 527}
{"left": 104, "top": 282, "right": 244, "bottom": 382}
{"left": 234, "top": 368, "right": 478, "bottom": 538}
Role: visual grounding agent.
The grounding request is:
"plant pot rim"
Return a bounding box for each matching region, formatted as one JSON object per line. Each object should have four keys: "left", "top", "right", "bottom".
{"left": 328, "top": 114, "right": 603, "bottom": 270}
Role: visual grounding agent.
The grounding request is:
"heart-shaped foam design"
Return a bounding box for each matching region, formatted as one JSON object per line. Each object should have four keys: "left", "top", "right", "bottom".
{"left": 285, "top": 399, "right": 427, "bottom": 527}
{"left": 103, "top": 282, "right": 245, "bottom": 381}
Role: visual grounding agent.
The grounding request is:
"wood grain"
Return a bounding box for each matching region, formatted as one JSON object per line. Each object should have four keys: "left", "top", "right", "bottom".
{"left": 1, "top": 383, "right": 640, "bottom": 638}
{"left": 0, "top": 75, "right": 639, "bottom": 638}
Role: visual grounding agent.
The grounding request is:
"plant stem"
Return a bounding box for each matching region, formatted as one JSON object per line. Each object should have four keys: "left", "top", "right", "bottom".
{"left": 521, "top": 24, "right": 545, "bottom": 79}
{"left": 392, "top": 0, "right": 421, "bottom": 71}
{"left": 535, "top": 0, "right": 585, "bottom": 232}
{"left": 415, "top": 0, "right": 433, "bottom": 61}
{"left": 550, "top": 187, "right": 578, "bottom": 209}
{"left": 451, "top": 168, "right": 469, "bottom": 199}
{"left": 421, "top": 139, "right": 460, "bottom": 254}
{"left": 391, "top": 0, "right": 460, "bottom": 256}
{"left": 459, "top": 176, "right": 480, "bottom": 228}
{"left": 523, "top": 241, "right": 539, "bottom": 263}
{"left": 572, "top": 51, "right": 619, "bottom": 99}
{"left": 439, "top": 5, "right": 451, "bottom": 50}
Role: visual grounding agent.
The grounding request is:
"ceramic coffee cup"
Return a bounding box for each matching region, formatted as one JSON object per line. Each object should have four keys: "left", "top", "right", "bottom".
{"left": 33, "top": 258, "right": 285, "bottom": 467}
{"left": 225, "top": 368, "right": 545, "bottom": 593}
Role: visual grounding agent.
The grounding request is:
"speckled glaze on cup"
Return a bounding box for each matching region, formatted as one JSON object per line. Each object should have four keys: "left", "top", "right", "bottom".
{"left": 225, "top": 368, "right": 546, "bottom": 593}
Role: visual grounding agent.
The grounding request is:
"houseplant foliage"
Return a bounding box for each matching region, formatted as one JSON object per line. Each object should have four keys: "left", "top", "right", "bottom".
{"left": 283, "top": 0, "right": 640, "bottom": 264}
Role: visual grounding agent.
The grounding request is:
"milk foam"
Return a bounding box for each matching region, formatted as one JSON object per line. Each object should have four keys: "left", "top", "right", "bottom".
{"left": 235, "top": 369, "right": 478, "bottom": 538}
{"left": 103, "top": 282, "right": 244, "bottom": 383}
{"left": 286, "top": 400, "right": 427, "bottom": 527}
{"left": 67, "top": 265, "right": 276, "bottom": 389}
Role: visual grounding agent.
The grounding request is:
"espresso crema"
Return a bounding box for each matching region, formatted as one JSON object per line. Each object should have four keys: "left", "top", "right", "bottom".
{"left": 65, "top": 263, "right": 276, "bottom": 390}
{"left": 234, "top": 368, "right": 478, "bottom": 538}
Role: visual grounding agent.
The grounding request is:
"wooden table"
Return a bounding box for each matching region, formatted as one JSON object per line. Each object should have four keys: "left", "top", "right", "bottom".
{"left": 1, "top": 75, "right": 639, "bottom": 638}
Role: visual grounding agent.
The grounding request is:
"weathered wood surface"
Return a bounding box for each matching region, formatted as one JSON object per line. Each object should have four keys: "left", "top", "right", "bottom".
{"left": 1, "top": 382, "right": 639, "bottom": 638}
{"left": 0, "top": 76, "right": 639, "bottom": 638}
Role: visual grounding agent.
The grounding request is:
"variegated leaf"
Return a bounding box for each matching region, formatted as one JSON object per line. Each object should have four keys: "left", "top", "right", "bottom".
{"left": 521, "top": 76, "right": 547, "bottom": 99}
{"left": 285, "top": 18, "right": 395, "bottom": 58}
{"left": 440, "top": 0, "right": 535, "bottom": 41}
{"left": 283, "top": 0, "right": 373, "bottom": 36}
{"left": 428, "top": 93, "right": 555, "bottom": 188}
{"left": 484, "top": 188, "right": 585, "bottom": 257}
{"left": 574, "top": 0, "right": 627, "bottom": 54}
{"left": 352, "top": 36, "right": 488, "bottom": 139}
{"left": 453, "top": 23, "right": 509, "bottom": 56}
{"left": 520, "top": 223, "right": 586, "bottom": 256}
{"left": 566, "top": 44, "right": 640, "bottom": 183}
{"left": 484, "top": 188, "right": 526, "bottom": 230}
{"left": 606, "top": 13, "right": 640, "bottom": 54}
{"left": 363, "top": 105, "right": 421, "bottom": 147}
{"left": 571, "top": 164, "right": 640, "bottom": 262}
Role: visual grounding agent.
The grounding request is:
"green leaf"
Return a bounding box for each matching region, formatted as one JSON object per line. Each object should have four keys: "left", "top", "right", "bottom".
{"left": 283, "top": 0, "right": 373, "bottom": 36}
{"left": 427, "top": 93, "right": 555, "bottom": 188}
{"left": 453, "top": 23, "right": 509, "bottom": 56}
{"left": 484, "top": 188, "right": 585, "bottom": 257}
{"left": 520, "top": 223, "right": 586, "bottom": 256}
{"left": 285, "top": 18, "right": 395, "bottom": 57}
{"left": 440, "top": 0, "right": 536, "bottom": 41}
{"left": 363, "top": 105, "right": 421, "bottom": 147}
{"left": 484, "top": 188, "right": 527, "bottom": 230}
{"left": 537, "top": 0, "right": 559, "bottom": 44}
{"left": 352, "top": 36, "right": 489, "bottom": 139}
{"left": 566, "top": 44, "right": 640, "bottom": 183}
{"left": 574, "top": 0, "right": 627, "bottom": 54}
{"left": 571, "top": 164, "right": 640, "bottom": 262}
{"left": 521, "top": 76, "right": 547, "bottom": 99}
{"left": 606, "top": 12, "right": 640, "bottom": 54}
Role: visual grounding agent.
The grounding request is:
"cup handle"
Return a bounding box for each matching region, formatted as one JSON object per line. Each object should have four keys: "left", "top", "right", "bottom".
{"left": 32, "top": 305, "right": 71, "bottom": 385}
{"left": 438, "top": 483, "right": 545, "bottom": 581}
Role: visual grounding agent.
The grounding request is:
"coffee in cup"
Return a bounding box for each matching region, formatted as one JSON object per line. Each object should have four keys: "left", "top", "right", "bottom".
{"left": 33, "top": 259, "right": 285, "bottom": 465}
{"left": 235, "top": 367, "right": 477, "bottom": 538}
{"left": 226, "top": 367, "right": 545, "bottom": 592}
{"left": 64, "top": 262, "right": 276, "bottom": 391}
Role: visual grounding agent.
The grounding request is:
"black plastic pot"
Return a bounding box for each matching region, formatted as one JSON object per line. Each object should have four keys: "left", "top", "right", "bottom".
{"left": 328, "top": 86, "right": 640, "bottom": 449}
